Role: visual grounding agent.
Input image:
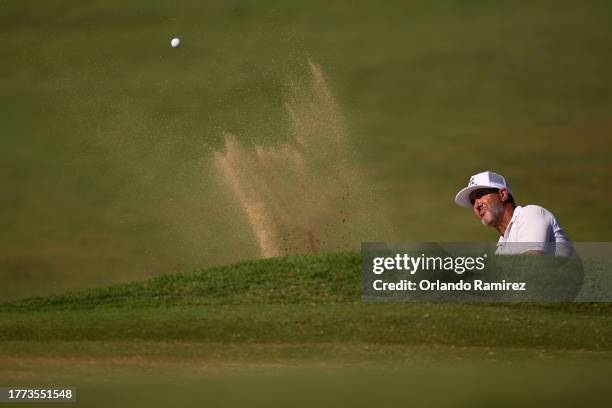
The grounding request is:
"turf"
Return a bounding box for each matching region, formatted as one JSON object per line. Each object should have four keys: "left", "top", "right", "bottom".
{"left": 1, "top": 253, "right": 610, "bottom": 348}
{"left": 1, "top": 2, "right": 611, "bottom": 404}
{"left": 2, "top": 0, "right": 612, "bottom": 301}
{"left": 1, "top": 253, "right": 610, "bottom": 406}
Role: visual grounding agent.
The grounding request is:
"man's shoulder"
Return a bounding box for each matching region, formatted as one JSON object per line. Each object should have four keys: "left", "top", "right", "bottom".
{"left": 516, "top": 205, "right": 557, "bottom": 224}
{"left": 518, "top": 205, "right": 550, "bottom": 217}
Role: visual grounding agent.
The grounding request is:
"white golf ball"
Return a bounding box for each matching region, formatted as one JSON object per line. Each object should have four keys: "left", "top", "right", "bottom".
{"left": 170, "top": 37, "right": 181, "bottom": 48}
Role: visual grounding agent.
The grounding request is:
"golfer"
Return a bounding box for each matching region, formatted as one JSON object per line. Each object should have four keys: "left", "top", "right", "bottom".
{"left": 455, "top": 171, "right": 574, "bottom": 256}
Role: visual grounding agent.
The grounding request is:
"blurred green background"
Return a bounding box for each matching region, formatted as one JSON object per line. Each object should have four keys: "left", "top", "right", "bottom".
{"left": 1, "top": 0, "right": 612, "bottom": 300}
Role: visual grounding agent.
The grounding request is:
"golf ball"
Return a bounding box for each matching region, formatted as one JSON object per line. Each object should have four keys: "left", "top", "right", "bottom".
{"left": 170, "top": 37, "right": 181, "bottom": 48}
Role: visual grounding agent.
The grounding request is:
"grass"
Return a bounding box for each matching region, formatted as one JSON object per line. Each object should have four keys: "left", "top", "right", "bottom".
{"left": 1, "top": 253, "right": 610, "bottom": 348}
{"left": 1, "top": 302, "right": 610, "bottom": 347}
{"left": 1, "top": 2, "right": 611, "bottom": 404}
{"left": 1, "top": 1, "right": 612, "bottom": 301}
{"left": 1, "top": 252, "right": 610, "bottom": 406}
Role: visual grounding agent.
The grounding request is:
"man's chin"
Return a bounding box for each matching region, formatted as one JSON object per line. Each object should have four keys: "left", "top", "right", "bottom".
{"left": 480, "top": 216, "right": 494, "bottom": 226}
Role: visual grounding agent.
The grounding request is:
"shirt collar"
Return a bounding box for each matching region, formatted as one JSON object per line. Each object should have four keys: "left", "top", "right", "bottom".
{"left": 499, "top": 205, "right": 522, "bottom": 240}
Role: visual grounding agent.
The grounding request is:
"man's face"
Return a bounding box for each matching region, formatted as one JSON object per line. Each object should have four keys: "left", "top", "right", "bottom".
{"left": 470, "top": 188, "right": 505, "bottom": 226}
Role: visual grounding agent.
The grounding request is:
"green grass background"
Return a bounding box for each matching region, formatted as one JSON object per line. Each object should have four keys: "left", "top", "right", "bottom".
{"left": 1, "top": 2, "right": 612, "bottom": 404}
{"left": 2, "top": 253, "right": 610, "bottom": 349}
{"left": 1, "top": 0, "right": 612, "bottom": 300}
{"left": 1, "top": 253, "right": 610, "bottom": 406}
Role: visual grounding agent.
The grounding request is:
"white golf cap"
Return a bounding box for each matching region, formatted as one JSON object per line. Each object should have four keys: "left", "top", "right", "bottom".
{"left": 454, "top": 171, "right": 513, "bottom": 208}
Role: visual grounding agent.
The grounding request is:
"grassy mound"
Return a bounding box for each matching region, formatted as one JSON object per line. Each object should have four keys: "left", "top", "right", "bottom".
{"left": 1, "top": 252, "right": 361, "bottom": 311}
{"left": 0, "top": 252, "right": 610, "bottom": 351}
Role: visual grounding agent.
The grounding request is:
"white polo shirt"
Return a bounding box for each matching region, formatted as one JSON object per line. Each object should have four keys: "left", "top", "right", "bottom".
{"left": 496, "top": 205, "right": 574, "bottom": 257}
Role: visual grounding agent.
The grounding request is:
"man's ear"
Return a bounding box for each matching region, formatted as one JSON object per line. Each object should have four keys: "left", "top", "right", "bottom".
{"left": 499, "top": 188, "right": 509, "bottom": 203}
